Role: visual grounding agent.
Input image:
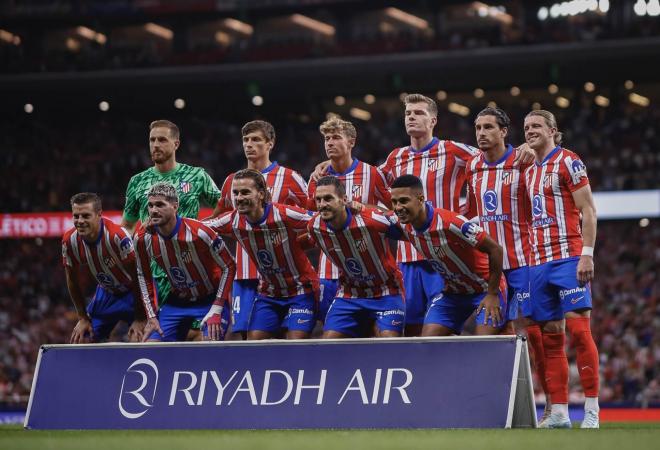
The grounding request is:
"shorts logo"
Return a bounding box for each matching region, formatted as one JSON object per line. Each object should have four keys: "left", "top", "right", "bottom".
{"left": 483, "top": 190, "right": 498, "bottom": 213}
{"left": 532, "top": 194, "right": 544, "bottom": 218}
{"left": 516, "top": 292, "right": 530, "bottom": 301}
{"left": 297, "top": 319, "right": 311, "bottom": 324}
{"left": 391, "top": 320, "right": 403, "bottom": 326}
{"left": 119, "top": 237, "right": 133, "bottom": 260}
{"left": 351, "top": 184, "right": 363, "bottom": 199}
{"left": 118, "top": 358, "right": 159, "bottom": 419}
{"left": 558, "top": 286, "right": 587, "bottom": 300}
{"left": 429, "top": 260, "right": 446, "bottom": 275}
{"left": 257, "top": 250, "right": 274, "bottom": 268}
{"left": 345, "top": 257, "right": 363, "bottom": 276}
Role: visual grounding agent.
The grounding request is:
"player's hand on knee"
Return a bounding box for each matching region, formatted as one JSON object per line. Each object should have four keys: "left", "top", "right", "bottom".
{"left": 71, "top": 317, "right": 93, "bottom": 344}
{"left": 311, "top": 161, "right": 331, "bottom": 182}
{"left": 142, "top": 318, "right": 163, "bottom": 342}
{"left": 201, "top": 304, "right": 224, "bottom": 341}
{"left": 127, "top": 320, "right": 146, "bottom": 342}
{"left": 478, "top": 293, "right": 502, "bottom": 326}
{"left": 577, "top": 255, "right": 594, "bottom": 286}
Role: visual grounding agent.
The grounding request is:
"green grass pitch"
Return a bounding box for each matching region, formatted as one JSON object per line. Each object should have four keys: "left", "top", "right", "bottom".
{"left": 1, "top": 423, "right": 659, "bottom": 450}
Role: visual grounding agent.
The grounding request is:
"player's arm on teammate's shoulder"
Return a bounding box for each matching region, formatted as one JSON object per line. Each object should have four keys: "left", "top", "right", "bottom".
{"left": 203, "top": 211, "right": 234, "bottom": 236}
{"left": 475, "top": 235, "right": 504, "bottom": 326}
{"left": 572, "top": 184, "right": 597, "bottom": 285}
{"left": 64, "top": 265, "right": 94, "bottom": 344}
{"left": 513, "top": 142, "right": 535, "bottom": 164}
{"left": 310, "top": 160, "right": 331, "bottom": 182}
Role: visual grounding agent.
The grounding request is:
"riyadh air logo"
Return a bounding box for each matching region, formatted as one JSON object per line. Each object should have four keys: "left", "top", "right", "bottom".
{"left": 532, "top": 195, "right": 544, "bottom": 218}
{"left": 118, "top": 358, "right": 158, "bottom": 419}
{"left": 483, "top": 190, "right": 498, "bottom": 213}
{"left": 345, "top": 257, "right": 363, "bottom": 276}
{"left": 257, "top": 249, "right": 274, "bottom": 268}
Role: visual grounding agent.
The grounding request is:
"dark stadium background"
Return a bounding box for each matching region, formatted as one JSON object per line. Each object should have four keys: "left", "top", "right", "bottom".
{"left": 0, "top": 0, "right": 658, "bottom": 414}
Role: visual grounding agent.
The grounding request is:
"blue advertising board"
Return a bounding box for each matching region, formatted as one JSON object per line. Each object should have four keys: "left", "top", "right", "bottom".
{"left": 25, "top": 336, "right": 535, "bottom": 429}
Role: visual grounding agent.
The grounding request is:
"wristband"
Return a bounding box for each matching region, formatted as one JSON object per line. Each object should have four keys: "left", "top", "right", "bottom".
{"left": 581, "top": 246, "right": 594, "bottom": 257}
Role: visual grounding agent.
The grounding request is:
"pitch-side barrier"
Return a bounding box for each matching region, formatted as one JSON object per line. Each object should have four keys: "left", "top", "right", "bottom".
{"left": 25, "top": 336, "right": 536, "bottom": 429}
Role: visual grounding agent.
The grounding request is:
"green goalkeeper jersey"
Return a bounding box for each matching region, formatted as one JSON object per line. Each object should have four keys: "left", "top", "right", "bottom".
{"left": 123, "top": 163, "right": 221, "bottom": 306}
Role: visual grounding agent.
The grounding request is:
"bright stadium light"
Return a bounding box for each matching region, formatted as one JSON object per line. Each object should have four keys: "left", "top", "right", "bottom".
{"left": 634, "top": 0, "right": 647, "bottom": 16}
{"left": 538, "top": 6, "right": 549, "bottom": 20}
{"left": 252, "top": 95, "right": 263, "bottom": 106}
{"left": 290, "top": 14, "right": 335, "bottom": 36}
{"left": 334, "top": 96, "right": 346, "bottom": 106}
{"left": 648, "top": 0, "right": 660, "bottom": 16}
{"left": 555, "top": 96, "right": 570, "bottom": 108}
{"left": 487, "top": 101, "right": 497, "bottom": 108}
{"left": 350, "top": 107, "right": 371, "bottom": 121}
{"left": 222, "top": 18, "right": 254, "bottom": 36}
{"left": 550, "top": 4, "right": 561, "bottom": 18}
{"left": 629, "top": 92, "right": 650, "bottom": 107}
{"left": 99, "top": 101, "right": 110, "bottom": 111}
{"left": 532, "top": 102, "right": 542, "bottom": 110}
{"left": 548, "top": 84, "right": 559, "bottom": 94}
{"left": 383, "top": 7, "right": 429, "bottom": 29}
{"left": 144, "top": 23, "right": 173, "bottom": 40}
{"left": 0, "top": 29, "right": 21, "bottom": 45}
{"left": 510, "top": 86, "right": 521, "bottom": 96}
{"left": 584, "top": 82, "right": 596, "bottom": 92}
{"left": 624, "top": 80, "right": 634, "bottom": 90}
{"left": 599, "top": 0, "right": 610, "bottom": 13}
{"left": 473, "top": 88, "right": 485, "bottom": 99}
{"left": 448, "top": 102, "right": 470, "bottom": 117}
{"left": 174, "top": 98, "right": 185, "bottom": 109}
{"left": 639, "top": 218, "right": 650, "bottom": 227}
{"left": 594, "top": 95, "right": 610, "bottom": 107}
{"left": 364, "top": 94, "right": 376, "bottom": 104}
{"left": 436, "top": 90, "right": 447, "bottom": 101}
{"left": 24, "top": 103, "right": 34, "bottom": 114}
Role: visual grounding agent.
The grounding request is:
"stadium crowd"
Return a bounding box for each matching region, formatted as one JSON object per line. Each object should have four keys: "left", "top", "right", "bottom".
{"left": 1, "top": 219, "right": 657, "bottom": 407}
{"left": 1, "top": 7, "right": 658, "bottom": 73}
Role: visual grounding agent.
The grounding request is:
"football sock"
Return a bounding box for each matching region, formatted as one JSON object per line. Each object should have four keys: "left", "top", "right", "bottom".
{"left": 526, "top": 324, "right": 549, "bottom": 397}
{"left": 566, "top": 317, "right": 600, "bottom": 398}
{"left": 542, "top": 332, "right": 569, "bottom": 404}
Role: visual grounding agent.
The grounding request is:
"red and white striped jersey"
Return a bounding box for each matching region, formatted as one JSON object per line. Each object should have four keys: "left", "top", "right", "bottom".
{"left": 208, "top": 203, "right": 319, "bottom": 298}
{"left": 217, "top": 161, "right": 308, "bottom": 280}
{"left": 307, "top": 158, "right": 392, "bottom": 279}
{"left": 379, "top": 138, "right": 479, "bottom": 263}
{"left": 465, "top": 145, "right": 531, "bottom": 270}
{"left": 307, "top": 208, "right": 403, "bottom": 299}
{"left": 524, "top": 146, "right": 590, "bottom": 265}
{"left": 396, "top": 205, "right": 495, "bottom": 295}
{"left": 62, "top": 217, "right": 135, "bottom": 295}
{"left": 134, "top": 217, "right": 235, "bottom": 319}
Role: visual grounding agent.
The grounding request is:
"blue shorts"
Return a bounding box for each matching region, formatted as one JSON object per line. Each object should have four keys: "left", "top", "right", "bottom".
{"left": 86, "top": 285, "right": 135, "bottom": 341}
{"left": 230, "top": 279, "right": 259, "bottom": 333}
{"left": 399, "top": 261, "right": 445, "bottom": 325}
{"left": 248, "top": 293, "right": 316, "bottom": 333}
{"left": 324, "top": 295, "right": 405, "bottom": 337}
{"left": 530, "top": 257, "right": 593, "bottom": 322}
{"left": 504, "top": 267, "right": 532, "bottom": 321}
{"left": 424, "top": 290, "right": 506, "bottom": 333}
{"left": 318, "top": 279, "right": 338, "bottom": 323}
{"left": 148, "top": 294, "right": 230, "bottom": 342}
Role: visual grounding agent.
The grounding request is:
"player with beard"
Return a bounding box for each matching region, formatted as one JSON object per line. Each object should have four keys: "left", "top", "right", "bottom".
{"left": 209, "top": 120, "right": 308, "bottom": 339}
{"left": 135, "top": 183, "right": 235, "bottom": 342}
{"left": 62, "top": 192, "right": 145, "bottom": 343}
{"left": 304, "top": 176, "right": 404, "bottom": 338}
{"left": 207, "top": 169, "right": 318, "bottom": 340}
{"left": 122, "top": 120, "right": 221, "bottom": 339}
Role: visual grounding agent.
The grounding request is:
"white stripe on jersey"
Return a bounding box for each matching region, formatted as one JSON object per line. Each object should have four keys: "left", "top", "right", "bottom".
{"left": 551, "top": 152, "right": 569, "bottom": 259}
{"left": 136, "top": 233, "right": 157, "bottom": 318}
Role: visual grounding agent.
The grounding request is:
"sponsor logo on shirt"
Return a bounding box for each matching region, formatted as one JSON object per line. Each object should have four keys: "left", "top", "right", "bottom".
{"left": 257, "top": 250, "right": 274, "bottom": 268}
{"left": 483, "top": 190, "right": 498, "bottom": 213}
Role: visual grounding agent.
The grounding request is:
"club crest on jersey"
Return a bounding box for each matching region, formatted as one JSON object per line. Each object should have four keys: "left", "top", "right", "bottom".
{"left": 179, "top": 181, "right": 191, "bottom": 193}
{"left": 351, "top": 184, "right": 363, "bottom": 199}
{"left": 501, "top": 171, "right": 512, "bottom": 185}
{"left": 180, "top": 250, "right": 192, "bottom": 264}
{"left": 433, "top": 245, "right": 446, "bottom": 259}
{"left": 543, "top": 174, "right": 556, "bottom": 188}
{"left": 354, "top": 238, "right": 368, "bottom": 253}
{"left": 103, "top": 256, "right": 116, "bottom": 269}
{"left": 483, "top": 190, "right": 498, "bottom": 213}
{"left": 266, "top": 230, "right": 283, "bottom": 245}
{"left": 427, "top": 159, "right": 439, "bottom": 172}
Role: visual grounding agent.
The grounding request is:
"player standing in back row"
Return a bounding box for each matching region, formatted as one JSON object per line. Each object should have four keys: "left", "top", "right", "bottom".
{"left": 209, "top": 120, "right": 308, "bottom": 339}
{"left": 523, "top": 110, "right": 600, "bottom": 429}
{"left": 122, "top": 120, "right": 221, "bottom": 337}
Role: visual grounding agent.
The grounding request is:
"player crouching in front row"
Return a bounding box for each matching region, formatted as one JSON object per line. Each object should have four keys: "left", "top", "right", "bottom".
{"left": 135, "top": 182, "right": 235, "bottom": 342}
